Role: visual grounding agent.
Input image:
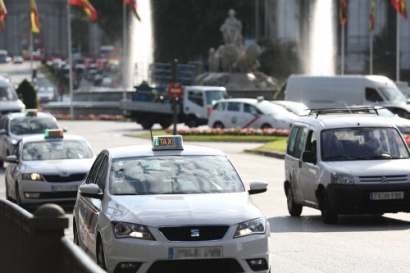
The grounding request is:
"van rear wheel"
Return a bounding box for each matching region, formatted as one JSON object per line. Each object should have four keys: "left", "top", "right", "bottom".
{"left": 286, "top": 186, "right": 302, "bottom": 216}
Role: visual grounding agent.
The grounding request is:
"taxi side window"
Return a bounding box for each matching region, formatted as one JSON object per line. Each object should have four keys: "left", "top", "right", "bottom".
{"left": 213, "top": 102, "right": 226, "bottom": 111}
{"left": 85, "top": 153, "right": 105, "bottom": 185}
{"left": 96, "top": 156, "right": 108, "bottom": 190}
{"left": 306, "top": 131, "right": 317, "bottom": 155}
{"left": 227, "top": 102, "right": 240, "bottom": 112}
{"left": 244, "top": 104, "right": 259, "bottom": 115}
{"left": 287, "top": 126, "right": 307, "bottom": 158}
{"left": 0, "top": 116, "right": 7, "bottom": 131}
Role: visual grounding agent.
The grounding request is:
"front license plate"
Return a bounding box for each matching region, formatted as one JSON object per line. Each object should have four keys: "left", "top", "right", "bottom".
{"left": 370, "top": 191, "right": 404, "bottom": 200}
{"left": 168, "top": 247, "right": 222, "bottom": 260}
{"left": 51, "top": 184, "right": 78, "bottom": 192}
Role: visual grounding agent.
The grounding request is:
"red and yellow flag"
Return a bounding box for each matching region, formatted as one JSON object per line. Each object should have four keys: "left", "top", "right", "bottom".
{"left": 0, "top": 0, "right": 7, "bottom": 32}
{"left": 391, "top": 0, "right": 407, "bottom": 19}
{"left": 339, "top": 0, "right": 347, "bottom": 25}
{"left": 125, "top": 0, "right": 141, "bottom": 21}
{"left": 369, "top": 0, "right": 375, "bottom": 32}
{"left": 69, "top": 0, "right": 98, "bottom": 21}
{"left": 30, "top": 0, "right": 40, "bottom": 33}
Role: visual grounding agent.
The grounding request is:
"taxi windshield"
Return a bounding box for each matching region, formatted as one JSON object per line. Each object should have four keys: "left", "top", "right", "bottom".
{"left": 109, "top": 155, "right": 245, "bottom": 195}
{"left": 22, "top": 140, "right": 93, "bottom": 161}
{"left": 10, "top": 118, "right": 59, "bottom": 135}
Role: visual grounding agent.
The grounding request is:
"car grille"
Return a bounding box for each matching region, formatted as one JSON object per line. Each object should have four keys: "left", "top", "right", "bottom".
{"left": 147, "top": 258, "right": 243, "bottom": 273}
{"left": 358, "top": 175, "right": 408, "bottom": 183}
{"left": 42, "top": 173, "right": 87, "bottom": 183}
{"left": 158, "top": 226, "right": 229, "bottom": 241}
{"left": 39, "top": 192, "right": 78, "bottom": 199}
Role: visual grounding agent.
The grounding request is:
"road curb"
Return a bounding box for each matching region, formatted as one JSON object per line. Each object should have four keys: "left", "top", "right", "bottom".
{"left": 244, "top": 149, "right": 285, "bottom": 159}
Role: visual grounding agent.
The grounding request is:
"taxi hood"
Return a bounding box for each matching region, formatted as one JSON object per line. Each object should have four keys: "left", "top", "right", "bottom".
{"left": 107, "top": 193, "right": 263, "bottom": 227}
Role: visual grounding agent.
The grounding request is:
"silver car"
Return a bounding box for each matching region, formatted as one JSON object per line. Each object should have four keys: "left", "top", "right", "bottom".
{"left": 5, "top": 129, "right": 94, "bottom": 209}
{"left": 0, "top": 110, "right": 63, "bottom": 167}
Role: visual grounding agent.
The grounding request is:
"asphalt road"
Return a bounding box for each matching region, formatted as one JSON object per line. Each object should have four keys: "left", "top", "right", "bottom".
{"left": 3, "top": 61, "right": 410, "bottom": 273}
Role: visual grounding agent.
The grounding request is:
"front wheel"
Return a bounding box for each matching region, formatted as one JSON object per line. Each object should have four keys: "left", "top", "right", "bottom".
{"left": 213, "top": 122, "right": 225, "bottom": 129}
{"left": 319, "top": 190, "right": 338, "bottom": 224}
{"left": 261, "top": 123, "right": 273, "bottom": 129}
{"left": 286, "top": 186, "right": 302, "bottom": 216}
{"left": 97, "top": 238, "right": 107, "bottom": 270}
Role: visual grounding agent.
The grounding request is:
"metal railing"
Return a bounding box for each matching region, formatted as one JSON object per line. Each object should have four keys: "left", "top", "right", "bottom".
{"left": 0, "top": 198, "right": 105, "bottom": 273}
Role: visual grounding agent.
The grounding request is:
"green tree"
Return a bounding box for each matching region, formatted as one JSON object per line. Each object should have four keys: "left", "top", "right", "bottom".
{"left": 152, "top": 0, "right": 255, "bottom": 63}
{"left": 257, "top": 38, "right": 300, "bottom": 84}
{"left": 16, "top": 79, "right": 38, "bottom": 109}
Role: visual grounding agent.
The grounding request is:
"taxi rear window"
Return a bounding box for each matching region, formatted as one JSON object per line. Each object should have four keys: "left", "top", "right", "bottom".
{"left": 22, "top": 140, "right": 93, "bottom": 161}
{"left": 10, "top": 118, "right": 59, "bottom": 135}
{"left": 109, "top": 155, "right": 245, "bottom": 195}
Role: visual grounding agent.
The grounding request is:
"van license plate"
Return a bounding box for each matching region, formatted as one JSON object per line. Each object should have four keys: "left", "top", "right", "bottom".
{"left": 168, "top": 247, "right": 222, "bottom": 260}
{"left": 370, "top": 191, "right": 404, "bottom": 200}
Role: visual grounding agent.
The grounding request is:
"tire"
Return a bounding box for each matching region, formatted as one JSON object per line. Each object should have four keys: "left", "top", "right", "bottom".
{"left": 5, "top": 176, "right": 11, "bottom": 201}
{"left": 140, "top": 120, "right": 154, "bottom": 130}
{"left": 286, "top": 186, "right": 302, "bottom": 216}
{"left": 159, "top": 120, "right": 172, "bottom": 129}
{"left": 186, "top": 116, "right": 198, "bottom": 128}
{"left": 213, "top": 122, "right": 225, "bottom": 129}
{"left": 319, "top": 190, "right": 338, "bottom": 224}
{"left": 73, "top": 220, "right": 80, "bottom": 246}
{"left": 97, "top": 237, "right": 107, "bottom": 270}
{"left": 261, "top": 124, "right": 272, "bottom": 129}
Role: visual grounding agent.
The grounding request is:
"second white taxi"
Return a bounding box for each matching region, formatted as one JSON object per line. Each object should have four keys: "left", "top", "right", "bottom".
{"left": 5, "top": 129, "right": 94, "bottom": 209}
{"left": 73, "top": 135, "right": 272, "bottom": 273}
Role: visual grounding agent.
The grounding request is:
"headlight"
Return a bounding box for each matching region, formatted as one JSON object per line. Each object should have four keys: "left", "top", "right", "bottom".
{"left": 331, "top": 171, "right": 354, "bottom": 185}
{"left": 112, "top": 222, "right": 155, "bottom": 240}
{"left": 22, "top": 173, "right": 43, "bottom": 181}
{"left": 234, "top": 217, "right": 266, "bottom": 238}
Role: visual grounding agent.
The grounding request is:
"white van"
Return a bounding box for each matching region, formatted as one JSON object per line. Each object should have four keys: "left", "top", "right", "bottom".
{"left": 284, "top": 75, "right": 407, "bottom": 109}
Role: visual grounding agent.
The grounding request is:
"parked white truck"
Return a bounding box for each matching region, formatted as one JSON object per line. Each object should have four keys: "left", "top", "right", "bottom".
{"left": 120, "top": 85, "right": 228, "bottom": 129}
{"left": 284, "top": 75, "right": 407, "bottom": 109}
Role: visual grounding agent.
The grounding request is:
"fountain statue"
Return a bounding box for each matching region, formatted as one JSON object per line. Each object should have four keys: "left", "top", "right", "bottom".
{"left": 196, "top": 9, "right": 278, "bottom": 95}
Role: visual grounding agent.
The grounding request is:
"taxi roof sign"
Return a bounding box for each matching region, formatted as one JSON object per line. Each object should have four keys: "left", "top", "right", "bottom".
{"left": 152, "top": 135, "right": 183, "bottom": 150}
{"left": 44, "top": 129, "right": 64, "bottom": 139}
{"left": 25, "top": 109, "right": 38, "bottom": 116}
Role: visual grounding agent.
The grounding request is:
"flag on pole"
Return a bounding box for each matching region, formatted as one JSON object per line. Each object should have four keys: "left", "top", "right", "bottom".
{"left": 30, "top": 0, "right": 40, "bottom": 33}
{"left": 0, "top": 0, "right": 7, "bottom": 32}
{"left": 339, "top": 0, "right": 347, "bottom": 25}
{"left": 125, "top": 0, "right": 141, "bottom": 21}
{"left": 69, "top": 0, "right": 98, "bottom": 21}
{"left": 391, "top": 0, "right": 408, "bottom": 19}
{"left": 369, "top": 0, "right": 375, "bottom": 32}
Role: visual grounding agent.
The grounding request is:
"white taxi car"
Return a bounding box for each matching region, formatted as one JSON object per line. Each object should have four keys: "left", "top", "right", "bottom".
{"left": 208, "top": 98, "right": 297, "bottom": 129}
{"left": 0, "top": 109, "right": 64, "bottom": 167}
{"left": 284, "top": 106, "right": 410, "bottom": 224}
{"left": 5, "top": 129, "right": 94, "bottom": 209}
{"left": 73, "top": 135, "right": 272, "bottom": 273}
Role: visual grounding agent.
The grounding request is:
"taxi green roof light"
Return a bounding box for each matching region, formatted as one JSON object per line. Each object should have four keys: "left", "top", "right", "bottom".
{"left": 44, "top": 129, "right": 64, "bottom": 139}
{"left": 25, "top": 109, "right": 38, "bottom": 116}
{"left": 152, "top": 135, "right": 183, "bottom": 150}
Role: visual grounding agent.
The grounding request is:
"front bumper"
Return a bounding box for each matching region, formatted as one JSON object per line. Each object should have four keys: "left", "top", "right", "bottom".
{"left": 327, "top": 183, "right": 410, "bottom": 215}
{"left": 18, "top": 179, "right": 81, "bottom": 205}
{"left": 103, "top": 225, "right": 272, "bottom": 273}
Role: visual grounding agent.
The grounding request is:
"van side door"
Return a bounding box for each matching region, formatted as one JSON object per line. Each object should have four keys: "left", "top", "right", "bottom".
{"left": 285, "top": 124, "right": 308, "bottom": 203}
{"left": 300, "top": 129, "right": 319, "bottom": 206}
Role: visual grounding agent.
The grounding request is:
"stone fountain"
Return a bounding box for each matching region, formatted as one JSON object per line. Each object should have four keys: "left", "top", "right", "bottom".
{"left": 195, "top": 9, "right": 278, "bottom": 98}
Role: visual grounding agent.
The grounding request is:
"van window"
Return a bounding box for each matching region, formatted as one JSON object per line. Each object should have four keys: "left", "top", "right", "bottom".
{"left": 365, "top": 88, "right": 383, "bottom": 102}
{"left": 287, "top": 126, "right": 307, "bottom": 158}
{"left": 227, "top": 102, "right": 240, "bottom": 112}
{"left": 378, "top": 86, "right": 407, "bottom": 103}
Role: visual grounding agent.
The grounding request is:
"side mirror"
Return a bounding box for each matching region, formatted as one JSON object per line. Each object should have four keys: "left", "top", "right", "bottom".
{"left": 5, "top": 155, "right": 18, "bottom": 163}
{"left": 302, "top": 150, "right": 317, "bottom": 164}
{"left": 79, "top": 184, "right": 103, "bottom": 199}
{"left": 248, "top": 180, "right": 268, "bottom": 195}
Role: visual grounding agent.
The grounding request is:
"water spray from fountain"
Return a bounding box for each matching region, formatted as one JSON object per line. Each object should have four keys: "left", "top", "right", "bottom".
{"left": 128, "top": 0, "right": 153, "bottom": 88}
{"left": 305, "top": 0, "right": 336, "bottom": 76}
